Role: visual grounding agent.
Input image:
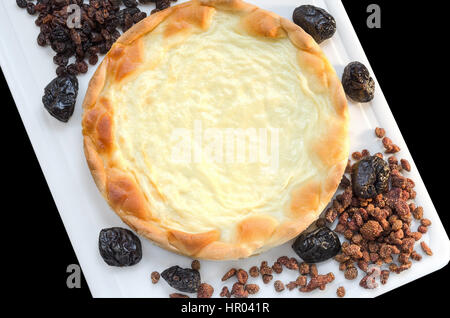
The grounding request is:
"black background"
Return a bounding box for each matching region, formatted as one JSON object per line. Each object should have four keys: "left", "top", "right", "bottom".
{"left": 2, "top": 0, "right": 448, "bottom": 308}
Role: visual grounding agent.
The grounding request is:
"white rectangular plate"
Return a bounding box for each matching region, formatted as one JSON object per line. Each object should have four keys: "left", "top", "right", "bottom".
{"left": 1, "top": 0, "right": 449, "bottom": 298}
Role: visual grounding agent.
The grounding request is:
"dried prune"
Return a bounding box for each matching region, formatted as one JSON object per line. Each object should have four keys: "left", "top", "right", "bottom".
{"left": 342, "top": 62, "right": 375, "bottom": 102}
{"left": 352, "top": 155, "right": 390, "bottom": 199}
{"left": 161, "top": 266, "right": 201, "bottom": 293}
{"left": 42, "top": 75, "right": 78, "bottom": 122}
{"left": 292, "top": 227, "right": 341, "bottom": 263}
{"left": 98, "top": 227, "right": 142, "bottom": 267}
{"left": 293, "top": 5, "right": 336, "bottom": 44}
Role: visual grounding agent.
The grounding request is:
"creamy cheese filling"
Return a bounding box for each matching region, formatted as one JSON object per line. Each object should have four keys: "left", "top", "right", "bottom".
{"left": 106, "top": 11, "right": 331, "bottom": 238}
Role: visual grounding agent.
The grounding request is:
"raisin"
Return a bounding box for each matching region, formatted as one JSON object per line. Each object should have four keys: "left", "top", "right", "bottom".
{"left": 51, "top": 25, "right": 69, "bottom": 42}
{"left": 88, "top": 54, "right": 99, "bottom": 65}
{"left": 98, "top": 227, "right": 142, "bottom": 267}
{"left": 352, "top": 156, "right": 390, "bottom": 199}
{"left": 67, "top": 63, "right": 79, "bottom": 76}
{"left": 342, "top": 62, "right": 375, "bottom": 103}
{"left": 53, "top": 54, "right": 69, "bottom": 67}
{"left": 156, "top": 0, "right": 171, "bottom": 10}
{"left": 292, "top": 5, "right": 336, "bottom": 44}
{"left": 123, "top": 0, "right": 139, "bottom": 8}
{"left": 161, "top": 266, "right": 201, "bottom": 293}
{"left": 133, "top": 11, "right": 147, "bottom": 23}
{"left": 16, "top": 0, "right": 28, "bottom": 9}
{"left": 37, "top": 32, "right": 47, "bottom": 46}
{"left": 27, "top": 3, "right": 37, "bottom": 15}
{"left": 56, "top": 66, "right": 67, "bottom": 77}
{"left": 151, "top": 271, "right": 160, "bottom": 284}
{"left": 292, "top": 227, "right": 341, "bottom": 263}
{"left": 42, "top": 75, "right": 78, "bottom": 122}
{"left": 77, "top": 61, "right": 89, "bottom": 74}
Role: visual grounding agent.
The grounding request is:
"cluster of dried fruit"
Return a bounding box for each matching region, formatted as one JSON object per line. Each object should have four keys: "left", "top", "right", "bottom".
{"left": 17, "top": 0, "right": 177, "bottom": 122}
{"left": 218, "top": 257, "right": 335, "bottom": 298}
{"left": 322, "top": 127, "right": 432, "bottom": 289}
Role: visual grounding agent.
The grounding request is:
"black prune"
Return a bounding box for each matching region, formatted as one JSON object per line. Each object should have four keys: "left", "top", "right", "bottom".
{"left": 98, "top": 227, "right": 142, "bottom": 267}
{"left": 293, "top": 5, "right": 336, "bottom": 44}
{"left": 42, "top": 75, "right": 78, "bottom": 122}
{"left": 161, "top": 266, "right": 201, "bottom": 293}
{"left": 352, "top": 155, "right": 390, "bottom": 199}
{"left": 292, "top": 226, "right": 341, "bottom": 263}
{"left": 342, "top": 62, "right": 375, "bottom": 103}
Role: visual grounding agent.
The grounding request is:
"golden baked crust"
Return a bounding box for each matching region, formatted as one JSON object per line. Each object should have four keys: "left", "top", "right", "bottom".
{"left": 82, "top": 0, "right": 349, "bottom": 260}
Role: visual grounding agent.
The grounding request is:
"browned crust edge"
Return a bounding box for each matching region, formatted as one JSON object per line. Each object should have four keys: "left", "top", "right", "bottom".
{"left": 81, "top": 0, "right": 349, "bottom": 260}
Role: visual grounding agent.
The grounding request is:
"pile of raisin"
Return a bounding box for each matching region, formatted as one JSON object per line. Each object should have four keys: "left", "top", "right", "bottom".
{"left": 17, "top": 0, "right": 177, "bottom": 122}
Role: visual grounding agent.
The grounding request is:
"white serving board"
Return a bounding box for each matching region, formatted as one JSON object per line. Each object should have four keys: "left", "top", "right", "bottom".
{"left": 1, "top": 0, "right": 449, "bottom": 298}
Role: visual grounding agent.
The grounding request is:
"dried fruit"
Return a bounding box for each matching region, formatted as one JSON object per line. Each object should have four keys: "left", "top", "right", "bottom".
{"left": 299, "top": 262, "right": 310, "bottom": 275}
{"left": 98, "top": 227, "right": 142, "bottom": 267}
{"left": 231, "top": 283, "right": 248, "bottom": 298}
{"left": 221, "top": 268, "right": 236, "bottom": 281}
{"left": 197, "top": 283, "right": 214, "bottom": 298}
{"left": 296, "top": 275, "right": 307, "bottom": 287}
{"left": 420, "top": 242, "right": 433, "bottom": 256}
{"left": 236, "top": 269, "right": 248, "bottom": 284}
{"left": 123, "top": 0, "right": 139, "bottom": 8}
{"left": 16, "top": 0, "right": 28, "bottom": 9}
{"left": 292, "top": 5, "right": 336, "bottom": 44}
{"left": 344, "top": 267, "right": 358, "bottom": 280}
{"left": 245, "top": 284, "right": 260, "bottom": 295}
{"left": 249, "top": 266, "right": 259, "bottom": 278}
{"left": 170, "top": 293, "right": 189, "bottom": 298}
{"left": 360, "top": 220, "right": 383, "bottom": 240}
{"left": 375, "top": 127, "right": 385, "bottom": 138}
{"left": 292, "top": 226, "right": 341, "bottom": 263}
{"left": 161, "top": 266, "right": 201, "bottom": 293}
{"left": 42, "top": 75, "right": 78, "bottom": 122}
{"left": 262, "top": 274, "right": 273, "bottom": 284}
{"left": 191, "top": 260, "right": 200, "bottom": 271}
{"left": 151, "top": 271, "right": 160, "bottom": 284}
{"left": 272, "top": 262, "right": 283, "bottom": 274}
{"left": 342, "top": 61, "right": 375, "bottom": 102}
{"left": 300, "top": 273, "right": 334, "bottom": 292}
{"left": 274, "top": 280, "right": 285, "bottom": 292}
{"left": 220, "top": 286, "right": 231, "bottom": 298}
{"left": 352, "top": 155, "right": 390, "bottom": 199}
